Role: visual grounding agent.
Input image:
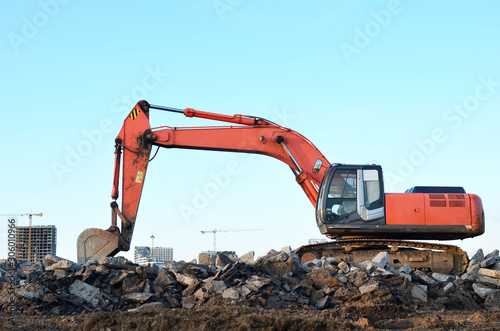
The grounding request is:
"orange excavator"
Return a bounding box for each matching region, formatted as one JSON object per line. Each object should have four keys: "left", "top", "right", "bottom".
{"left": 77, "top": 101, "right": 485, "bottom": 274}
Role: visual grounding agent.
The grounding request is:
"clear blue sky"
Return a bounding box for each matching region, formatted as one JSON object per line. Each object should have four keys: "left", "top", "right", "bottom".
{"left": 1, "top": 1, "right": 499, "bottom": 262}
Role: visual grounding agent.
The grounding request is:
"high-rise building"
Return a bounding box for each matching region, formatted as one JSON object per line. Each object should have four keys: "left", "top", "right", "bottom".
{"left": 134, "top": 246, "right": 173, "bottom": 264}
{"left": 16, "top": 225, "right": 57, "bottom": 262}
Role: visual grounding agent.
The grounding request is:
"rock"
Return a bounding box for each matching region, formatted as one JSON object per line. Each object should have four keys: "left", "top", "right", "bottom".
{"left": 359, "top": 282, "right": 379, "bottom": 294}
{"left": 358, "top": 260, "right": 376, "bottom": 273}
{"left": 194, "top": 288, "right": 205, "bottom": 300}
{"left": 478, "top": 268, "right": 500, "bottom": 280}
{"left": 239, "top": 285, "right": 252, "bottom": 297}
{"left": 246, "top": 275, "right": 271, "bottom": 289}
{"left": 136, "top": 265, "right": 159, "bottom": 279}
{"left": 69, "top": 280, "right": 102, "bottom": 307}
{"left": 443, "top": 282, "right": 456, "bottom": 294}
{"left": 267, "top": 251, "right": 289, "bottom": 263}
{"left": 54, "top": 269, "right": 69, "bottom": 279}
{"left": 480, "top": 256, "right": 500, "bottom": 269}
{"left": 484, "top": 249, "right": 499, "bottom": 260}
{"left": 462, "top": 264, "right": 480, "bottom": 281}
{"left": 99, "top": 256, "right": 135, "bottom": 270}
{"left": 18, "top": 283, "right": 46, "bottom": 301}
{"left": 174, "top": 272, "right": 198, "bottom": 287}
{"left": 215, "top": 253, "right": 235, "bottom": 268}
{"left": 42, "top": 293, "right": 58, "bottom": 304}
{"left": 43, "top": 255, "right": 62, "bottom": 265}
{"left": 470, "top": 249, "right": 484, "bottom": 264}
{"left": 310, "top": 269, "right": 332, "bottom": 287}
{"left": 327, "top": 277, "right": 344, "bottom": 288}
{"left": 397, "top": 264, "right": 412, "bottom": 275}
{"left": 128, "top": 302, "right": 164, "bottom": 312}
{"left": 46, "top": 259, "right": 80, "bottom": 273}
{"left": 411, "top": 284, "right": 427, "bottom": 303}
{"left": 123, "top": 292, "right": 153, "bottom": 303}
{"left": 205, "top": 278, "right": 227, "bottom": 294}
{"left": 372, "top": 267, "right": 393, "bottom": 277}
{"left": 181, "top": 295, "right": 197, "bottom": 309}
{"left": 110, "top": 271, "right": 135, "bottom": 287}
{"left": 493, "top": 263, "right": 500, "bottom": 272}
{"left": 372, "top": 252, "right": 391, "bottom": 268}
{"left": 315, "top": 295, "right": 329, "bottom": 309}
{"left": 182, "top": 280, "right": 200, "bottom": 296}
{"left": 281, "top": 246, "right": 293, "bottom": 256}
{"left": 240, "top": 251, "right": 255, "bottom": 264}
{"left": 477, "top": 275, "right": 500, "bottom": 288}
{"left": 413, "top": 270, "right": 437, "bottom": 286}
{"left": 222, "top": 288, "right": 239, "bottom": 300}
{"left": 19, "top": 263, "right": 43, "bottom": 277}
{"left": 337, "top": 261, "right": 350, "bottom": 274}
{"left": 333, "top": 287, "right": 357, "bottom": 301}
{"left": 432, "top": 272, "right": 455, "bottom": 283}
{"left": 155, "top": 270, "right": 175, "bottom": 287}
{"left": 484, "top": 290, "right": 500, "bottom": 310}
{"left": 473, "top": 283, "right": 493, "bottom": 299}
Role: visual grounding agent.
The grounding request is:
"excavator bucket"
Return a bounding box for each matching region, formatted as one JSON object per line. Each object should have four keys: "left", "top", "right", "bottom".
{"left": 76, "top": 228, "right": 120, "bottom": 264}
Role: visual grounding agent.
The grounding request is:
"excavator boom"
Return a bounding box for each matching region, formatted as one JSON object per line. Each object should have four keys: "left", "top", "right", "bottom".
{"left": 77, "top": 101, "right": 330, "bottom": 263}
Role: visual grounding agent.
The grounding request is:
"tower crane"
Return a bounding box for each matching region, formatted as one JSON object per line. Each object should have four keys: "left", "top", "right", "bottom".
{"left": 0, "top": 212, "right": 43, "bottom": 262}
{"left": 200, "top": 229, "right": 263, "bottom": 253}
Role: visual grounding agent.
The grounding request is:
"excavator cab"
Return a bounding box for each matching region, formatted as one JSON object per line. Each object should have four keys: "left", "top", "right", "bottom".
{"left": 316, "top": 164, "right": 386, "bottom": 236}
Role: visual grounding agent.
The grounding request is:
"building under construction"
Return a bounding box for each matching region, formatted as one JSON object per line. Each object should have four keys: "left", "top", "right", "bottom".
{"left": 16, "top": 225, "right": 57, "bottom": 262}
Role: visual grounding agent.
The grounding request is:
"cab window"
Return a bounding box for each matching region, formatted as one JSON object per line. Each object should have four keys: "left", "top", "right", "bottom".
{"left": 328, "top": 169, "right": 357, "bottom": 216}
{"left": 363, "top": 169, "right": 382, "bottom": 210}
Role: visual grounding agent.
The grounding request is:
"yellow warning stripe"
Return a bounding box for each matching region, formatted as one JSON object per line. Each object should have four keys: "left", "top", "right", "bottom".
{"left": 130, "top": 107, "right": 141, "bottom": 120}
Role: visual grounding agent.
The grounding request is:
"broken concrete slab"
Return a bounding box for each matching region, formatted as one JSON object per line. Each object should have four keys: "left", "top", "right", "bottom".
{"left": 478, "top": 268, "right": 500, "bottom": 280}
{"left": 484, "top": 290, "right": 500, "bottom": 310}
{"left": 477, "top": 275, "right": 500, "bottom": 288}
{"left": 359, "top": 282, "right": 379, "bottom": 295}
{"left": 470, "top": 249, "right": 484, "bottom": 264}
{"left": 123, "top": 292, "right": 153, "bottom": 303}
{"left": 222, "top": 287, "right": 239, "bottom": 300}
{"left": 372, "top": 252, "right": 391, "bottom": 268}
{"left": 174, "top": 272, "right": 198, "bottom": 287}
{"left": 240, "top": 251, "right": 255, "bottom": 264}
{"left": 484, "top": 249, "right": 499, "bottom": 260}
{"left": 432, "top": 272, "right": 456, "bottom": 283}
{"left": 98, "top": 256, "right": 135, "bottom": 270}
{"left": 473, "top": 283, "right": 493, "bottom": 299}
{"left": 413, "top": 270, "right": 437, "bottom": 286}
{"left": 215, "top": 252, "right": 235, "bottom": 268}
{"left": 480, "top": 256, "right": 500, "bottom": 269}
{"left": 411, "top": 284, "right": 427, "bottom": 303}
{"left": 69, "top": 280, "right": 102, "bottom": 307}
{"left": 337, "top": 261, "right": 350, "bottom": 274}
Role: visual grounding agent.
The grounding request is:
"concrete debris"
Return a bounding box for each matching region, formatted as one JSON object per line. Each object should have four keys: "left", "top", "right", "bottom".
{"left": 239, "top": 251, "right": 255, "bottom": 264}
{"left": 1, "top": 247, "right": 500, "bottom": 315}
{"left": 69, "top": 280, "right": 102, "bottom": 307}
{"left": 371, "top": 252, "right": 391, "bottom": 268}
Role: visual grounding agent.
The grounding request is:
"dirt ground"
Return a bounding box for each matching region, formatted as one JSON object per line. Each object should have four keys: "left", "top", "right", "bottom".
{"left": 1, "top": 305, "right": 500, "bottom": 331}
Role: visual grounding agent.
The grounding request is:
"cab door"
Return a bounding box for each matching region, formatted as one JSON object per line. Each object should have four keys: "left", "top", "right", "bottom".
{"left": 357, "top": 167, "right": 385, "bottom": 221}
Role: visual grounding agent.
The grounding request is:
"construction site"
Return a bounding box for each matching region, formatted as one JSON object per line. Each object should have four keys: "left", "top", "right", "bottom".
{"left": 0, "top": 246, "right": 499, "bottom": 330}
{"left": 1, "top": 100, "right": 499, "bottom": 330}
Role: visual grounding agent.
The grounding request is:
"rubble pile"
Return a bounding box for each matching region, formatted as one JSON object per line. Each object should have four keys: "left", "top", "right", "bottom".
{"left": 1, "top": 247, "right": 499, "bottom": 315}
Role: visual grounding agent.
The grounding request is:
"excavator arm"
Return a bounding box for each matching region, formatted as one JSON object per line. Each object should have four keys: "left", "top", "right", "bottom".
{"left": 77, "top": 100, "right": 330, "bottom": 263}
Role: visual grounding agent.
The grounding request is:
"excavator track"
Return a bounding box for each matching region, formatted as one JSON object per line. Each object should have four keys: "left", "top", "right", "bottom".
{"left": 296, "top": 239, "right": 468, "bottom": 275}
